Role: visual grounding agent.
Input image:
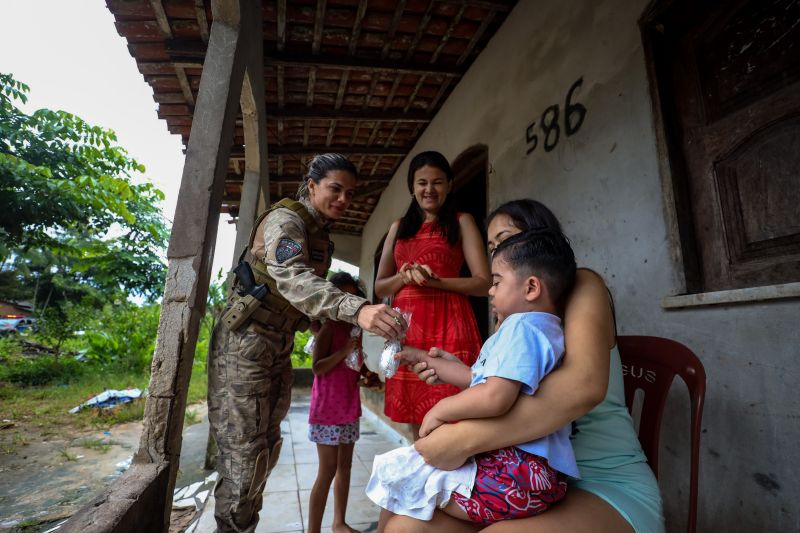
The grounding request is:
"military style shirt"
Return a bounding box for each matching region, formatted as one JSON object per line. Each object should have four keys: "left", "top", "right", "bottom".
{"left": 253, "top": 196, "right": 365, "bottom": 325}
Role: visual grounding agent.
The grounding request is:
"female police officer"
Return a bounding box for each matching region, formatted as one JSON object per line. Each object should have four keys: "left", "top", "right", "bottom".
{"left": 209, "top": 153, "right": 405, "bottom": 532}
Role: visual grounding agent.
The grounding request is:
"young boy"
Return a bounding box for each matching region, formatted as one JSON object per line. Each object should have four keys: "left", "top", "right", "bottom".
{"left": 367, "top": 228, "right": 579, "bottom": 526}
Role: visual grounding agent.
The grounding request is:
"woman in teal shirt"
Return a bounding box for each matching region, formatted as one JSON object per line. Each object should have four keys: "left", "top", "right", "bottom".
{"left": 388, "top": 199, "right": 665, "bottom": 533}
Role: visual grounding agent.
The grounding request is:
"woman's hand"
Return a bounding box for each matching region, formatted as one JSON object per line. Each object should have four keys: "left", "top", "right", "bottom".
{"left": 410, "top": 263, "right": 439, "bottom": 286}
{"left": 419, "top": 407, "right": 446, "bottom": 438}
{"left": 414, "top": 424, "right": 471, "bottom": 471}
{"left": 398, "top": 262, "right": 415, "bottom": 285}
{"left": 357, "top": 304, "right": 407, "bottom": 340}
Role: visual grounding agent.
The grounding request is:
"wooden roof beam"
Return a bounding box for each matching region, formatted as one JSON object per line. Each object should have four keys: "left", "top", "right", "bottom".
{"left": 165, "top": 42, "right": 466, "bottom": 77}
{"left": 312, "top": 0, "right": 327, "bottom": 55}
{"left": 229, "top": 145, "right": 406, "bottom": 157}
{"left": 149, "top": 0, "right": 172, "bottom": 38}
{"left": 348, "top": 0, "right": 368, "bottom": 55}
{"left": 264, "top": 106, "right": 432, "bottom": 122}
{"left": 227, "top": 174, "right": 393, "bottom": 183}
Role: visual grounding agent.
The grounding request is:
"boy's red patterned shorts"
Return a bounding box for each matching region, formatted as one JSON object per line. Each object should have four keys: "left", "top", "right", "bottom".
{"left": 451, "top": 447, "right": 568, "bottom": 525}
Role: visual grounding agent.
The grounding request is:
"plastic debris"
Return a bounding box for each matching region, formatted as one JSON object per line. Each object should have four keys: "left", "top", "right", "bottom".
{"left": 69, "top": 388, "right": 144, "bottom": 414}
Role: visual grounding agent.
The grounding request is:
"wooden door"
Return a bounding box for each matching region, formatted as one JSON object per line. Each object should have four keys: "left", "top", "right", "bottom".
{"left": 647, "top": 0, "right": 800, "bottom": 292}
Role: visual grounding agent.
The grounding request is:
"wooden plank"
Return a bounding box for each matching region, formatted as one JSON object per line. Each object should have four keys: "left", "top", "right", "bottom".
{"left": 381, "top": 0, "right": 407, "bottom": 59}
{"left": 277, "top": 65, "right": 285, "bottom": 108}
{"left": 306, "top": 66, "right": 317, "bottom": 107}
{"left": 348, "top": 0, "right": 369, "bottom": 55}
{"left": 148, "top": 0, "right": 173, "bottom": 38}
{"left": 195, "top": 0, "right": 209, "bottom": 43}
{"left": 325, "top": 119, "right": 336, "bottom": 147}
{"left": 405, "top": 1, "right": 435, "bottom": 61}
{"left": 383, "top": 77, "right": 402, "bottom": 111}
{"left": 384, "top": 122, "right": 400, "bottom": 148}
{"left": 230, "top": 145, "right": 406, "bottom": 156}
{"left": 431, "top": 4, "right": 465, "bottom": 63}
{"left": 429, "top": 77, "right": 451, "bottom": 110}
{"left": 175, "top": 66, "right": 195, "bottom": 106}
{"left": 312, "top": 0, "right": 327, "bottom": 55}
{"left": 265, "top": 106, "right": 432, "bottom": 122}
{"left": 277, "top": 0, "right": 287, "bottom": 51}
{"left": 457, "top": 9, "right": 494, "bottom": 65}
{"left": 168, "top": 40, "right": 466, "bottom": 76}
{"left": 404, "top": 74, "right": 427, "bottom": 112}
{"left": 334, "top": 70, "right": 349, "bottom": 109}
{"left": 228, "top": 173, "right": 392, "bottom": 183}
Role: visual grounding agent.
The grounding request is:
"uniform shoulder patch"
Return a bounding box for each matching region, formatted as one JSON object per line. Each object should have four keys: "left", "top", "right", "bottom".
{"left": 275, "top": 238, "right": 303, "bottom": 263}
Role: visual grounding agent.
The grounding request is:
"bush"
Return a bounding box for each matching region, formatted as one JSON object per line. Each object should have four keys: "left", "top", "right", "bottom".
{"left": 0, "top": 354, "right": 84, "bottom": 386}
{"left": 291, "top": 330, "right": 313, "bottom": 368}
{"left": 82, "top": 302, "right": 160, "bottom": 372}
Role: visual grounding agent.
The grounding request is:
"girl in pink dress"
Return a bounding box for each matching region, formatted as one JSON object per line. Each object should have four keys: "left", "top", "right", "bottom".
{"left": 307, "top": 272, "right": 365, "bottom": 533}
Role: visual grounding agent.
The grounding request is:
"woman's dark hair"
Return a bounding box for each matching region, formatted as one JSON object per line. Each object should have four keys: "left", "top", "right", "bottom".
{"left": 396, "top": 151, "right": 460, "bottom": 246}
{"left": 296, "top": 153, "right": 358, "bottom": 199}
{"left": 486, "top": 199, "right": 565, "bottom": 236}
{"left": 329, "top": 271, "right": 365, "bottom": 298}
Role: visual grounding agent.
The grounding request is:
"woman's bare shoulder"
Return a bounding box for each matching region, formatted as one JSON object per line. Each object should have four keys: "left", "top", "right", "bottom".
{"left": 575, "top": 268, "right": 610, "bottom": 291}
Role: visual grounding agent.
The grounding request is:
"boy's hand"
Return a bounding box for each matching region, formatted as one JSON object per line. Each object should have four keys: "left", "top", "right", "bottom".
{"left": 419, "top": 406, "right": 446, "bottom": 437}
{"left": 394, "top": 345, "right": 427, "bottom": 366}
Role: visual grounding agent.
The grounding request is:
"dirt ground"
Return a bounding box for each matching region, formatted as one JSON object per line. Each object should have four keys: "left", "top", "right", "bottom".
{"left": 0, "top": 402, "right": 210, "bottom": 532}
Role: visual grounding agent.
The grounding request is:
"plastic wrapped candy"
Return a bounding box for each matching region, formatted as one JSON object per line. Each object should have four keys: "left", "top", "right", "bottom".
{"left": 345, "top": 326, "right": 363, "bottom": 371}
{"left": 379, "top": 308, "right": 412, "bottom": 378}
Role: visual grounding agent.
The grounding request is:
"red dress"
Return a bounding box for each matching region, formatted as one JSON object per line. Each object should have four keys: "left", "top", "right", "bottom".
{"left": 384, "top": 217, "right": 483, "bottom": 424}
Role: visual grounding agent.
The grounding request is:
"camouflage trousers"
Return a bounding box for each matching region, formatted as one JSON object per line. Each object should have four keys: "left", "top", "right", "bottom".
{"left": 208, "top": 320, "right": 294, "bottom": 533}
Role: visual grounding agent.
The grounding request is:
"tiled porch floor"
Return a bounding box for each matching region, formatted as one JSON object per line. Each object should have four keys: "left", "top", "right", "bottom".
{"left": 192, "top": 389, "right": 408, "bottom": 533}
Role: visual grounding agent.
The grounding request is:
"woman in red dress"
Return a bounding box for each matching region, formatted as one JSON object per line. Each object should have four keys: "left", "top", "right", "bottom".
{"left": 375, "top": 151, "right": 490, "bottom": 440}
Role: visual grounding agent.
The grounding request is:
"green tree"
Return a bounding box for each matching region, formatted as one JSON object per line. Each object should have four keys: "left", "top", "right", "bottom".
{"left": 0, "top": 73, "right": 169, "bottom": 308}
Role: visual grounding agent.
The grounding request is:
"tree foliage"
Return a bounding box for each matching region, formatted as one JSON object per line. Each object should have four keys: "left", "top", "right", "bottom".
{"left": 0, "top": 73, "right": 169, "bottom": 307}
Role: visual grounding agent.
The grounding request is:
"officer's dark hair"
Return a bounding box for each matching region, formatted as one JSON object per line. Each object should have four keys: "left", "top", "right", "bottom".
{"left": 486, "top": 199, "right": 564, "bottom": 237}
{"left": 296, "top": 153, "right": 358, "bottom": 199}
{"left": 493, "top": 227, "right": 577, "bottom": 310}
{"left": 329, "top": 271, "right": 365, "bottom": 298}
{"left": 396, "top": 151, "right": 460, "bottom": 246}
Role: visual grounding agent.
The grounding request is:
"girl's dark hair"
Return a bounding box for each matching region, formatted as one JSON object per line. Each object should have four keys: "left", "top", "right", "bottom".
{"left": 396, "top": 151, "right": 460, "bottom": 246}
{"left": 329, "top": 271, "right": 365, "bottom": 298}
{"left": 486, "top": 199, "right": 564, "bottom": 236}
{"left": 296, "top": 153, "right": 358, "bottom": 198}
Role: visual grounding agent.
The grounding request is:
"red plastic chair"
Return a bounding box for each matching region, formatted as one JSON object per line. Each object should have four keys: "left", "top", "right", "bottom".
{"left": 617, "top": 335, "right": 706, "bottom": 533}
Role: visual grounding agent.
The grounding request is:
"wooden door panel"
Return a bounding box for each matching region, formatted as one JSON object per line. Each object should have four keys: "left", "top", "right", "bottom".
{"left": 661, "top": 0, "right": 800, "bottom": 291}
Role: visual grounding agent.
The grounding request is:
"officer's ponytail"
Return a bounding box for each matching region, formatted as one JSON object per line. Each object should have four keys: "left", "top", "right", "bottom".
{"left": 296, "top": 153, "right": 358, "bottom": 199}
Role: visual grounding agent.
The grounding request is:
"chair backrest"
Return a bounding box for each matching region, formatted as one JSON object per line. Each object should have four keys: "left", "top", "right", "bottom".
{"left": 617, "top": 335, "right": 706, "bottom": 533}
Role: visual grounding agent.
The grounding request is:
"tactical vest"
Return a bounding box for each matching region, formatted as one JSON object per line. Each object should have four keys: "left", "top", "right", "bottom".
{"left": 238, "top": 198, "right": 332, "bottom": 334}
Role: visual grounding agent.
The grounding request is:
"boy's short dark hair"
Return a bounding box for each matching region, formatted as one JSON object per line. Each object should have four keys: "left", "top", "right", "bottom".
{"left": 493, "top": 228, "right": 577, "bottom": 308}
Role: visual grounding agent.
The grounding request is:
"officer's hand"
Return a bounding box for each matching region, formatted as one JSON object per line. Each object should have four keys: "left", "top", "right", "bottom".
{"left": 357, "top": 304, "right": 406, "bottom": 340}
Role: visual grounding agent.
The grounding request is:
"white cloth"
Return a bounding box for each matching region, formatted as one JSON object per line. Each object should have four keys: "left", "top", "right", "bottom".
{"left": 366, "top": 445, "right": 477, "bottom": 520}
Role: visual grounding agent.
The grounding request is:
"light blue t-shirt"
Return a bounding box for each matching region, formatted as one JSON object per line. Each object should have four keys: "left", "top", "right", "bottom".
{"left": 470, "top": 312, "right": 580, "bottom": 478}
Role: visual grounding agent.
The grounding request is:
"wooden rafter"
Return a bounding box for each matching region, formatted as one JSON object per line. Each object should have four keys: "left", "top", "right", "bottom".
{"left": 429, "top": 78, "right": 452, "bottom": 110}
{"left": 348, "top": 0, "right": 368, "bottom": 55}
{"left": 431, "top": 5, "right": 466, "bottom": 63}
{"left": 230, "top": 145, "right": 406, "bottom": 157}
{"left": 384, "top": 122, "right": 401, "bottom": 148}
{"left": 381, "top": 0, "right": 407, "bottom": 59}
{"left": 325, "top": 120, "right": 335, "bottom": 147}
{"left": 194, "top": 0, "right": 209, "bottom": 43}
{"left": 277, "top": 0, "right": 287, "bottom": 51}
{"left": 229, "top": 174, "right": 392, "bottom": 183}
{"left": 175, "top": 66, "right": 195, "bottom": 106}
{"left": 334, "top": 70, "right": 349, "bottom": 109}
{"left": 265, "top": 52, "right": 464, "bottom": 77}
{"left": 312, "top": 0, "right": 327, "bottom": 55}
{"left": 405, "top": 1, "right": 435, "bottom": 61}
{"left": 383, "top": 77, "right": 402, "bottom": 111}
{"left": 457, "top": 10, "right": 495, "bottom": 65}
{"left": 306, "top": 66, "right": 317, "bottom": 107}
{"left": 148, "top": 0, "right": 172, "bottom": 38}
{"left": 404, "top": 74, "right": 427, "bottom": 113}
{"left": 263, "top": 106, "right": 431, "bottom": 122}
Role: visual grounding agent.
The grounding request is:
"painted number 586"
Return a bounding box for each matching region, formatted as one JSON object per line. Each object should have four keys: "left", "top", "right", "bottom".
{"left": 525, "top": 77, "right": 587, "bottom": 155}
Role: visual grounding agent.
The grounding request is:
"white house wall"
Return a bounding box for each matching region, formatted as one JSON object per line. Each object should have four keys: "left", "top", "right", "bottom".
{"left": 358, "top": 0, "right": 800, "bottom": 531}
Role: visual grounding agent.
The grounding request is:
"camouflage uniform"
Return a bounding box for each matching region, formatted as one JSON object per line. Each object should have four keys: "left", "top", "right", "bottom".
{"left": 208, "top": 196, "right": 366, "bottom": 533}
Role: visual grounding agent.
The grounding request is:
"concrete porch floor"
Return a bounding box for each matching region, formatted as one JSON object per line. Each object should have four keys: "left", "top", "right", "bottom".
{"left": 188, "top": 388, "right": 408, "bottom": 533}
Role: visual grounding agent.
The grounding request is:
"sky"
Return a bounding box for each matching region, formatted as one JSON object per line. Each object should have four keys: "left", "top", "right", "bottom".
{"left": 0, "top": 1, "right": 356, "bottom": 283}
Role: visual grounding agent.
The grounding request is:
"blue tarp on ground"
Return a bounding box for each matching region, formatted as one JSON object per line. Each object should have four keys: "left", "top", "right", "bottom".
{"left": 68, "top": 388, "right": 144, "bottom": 414}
